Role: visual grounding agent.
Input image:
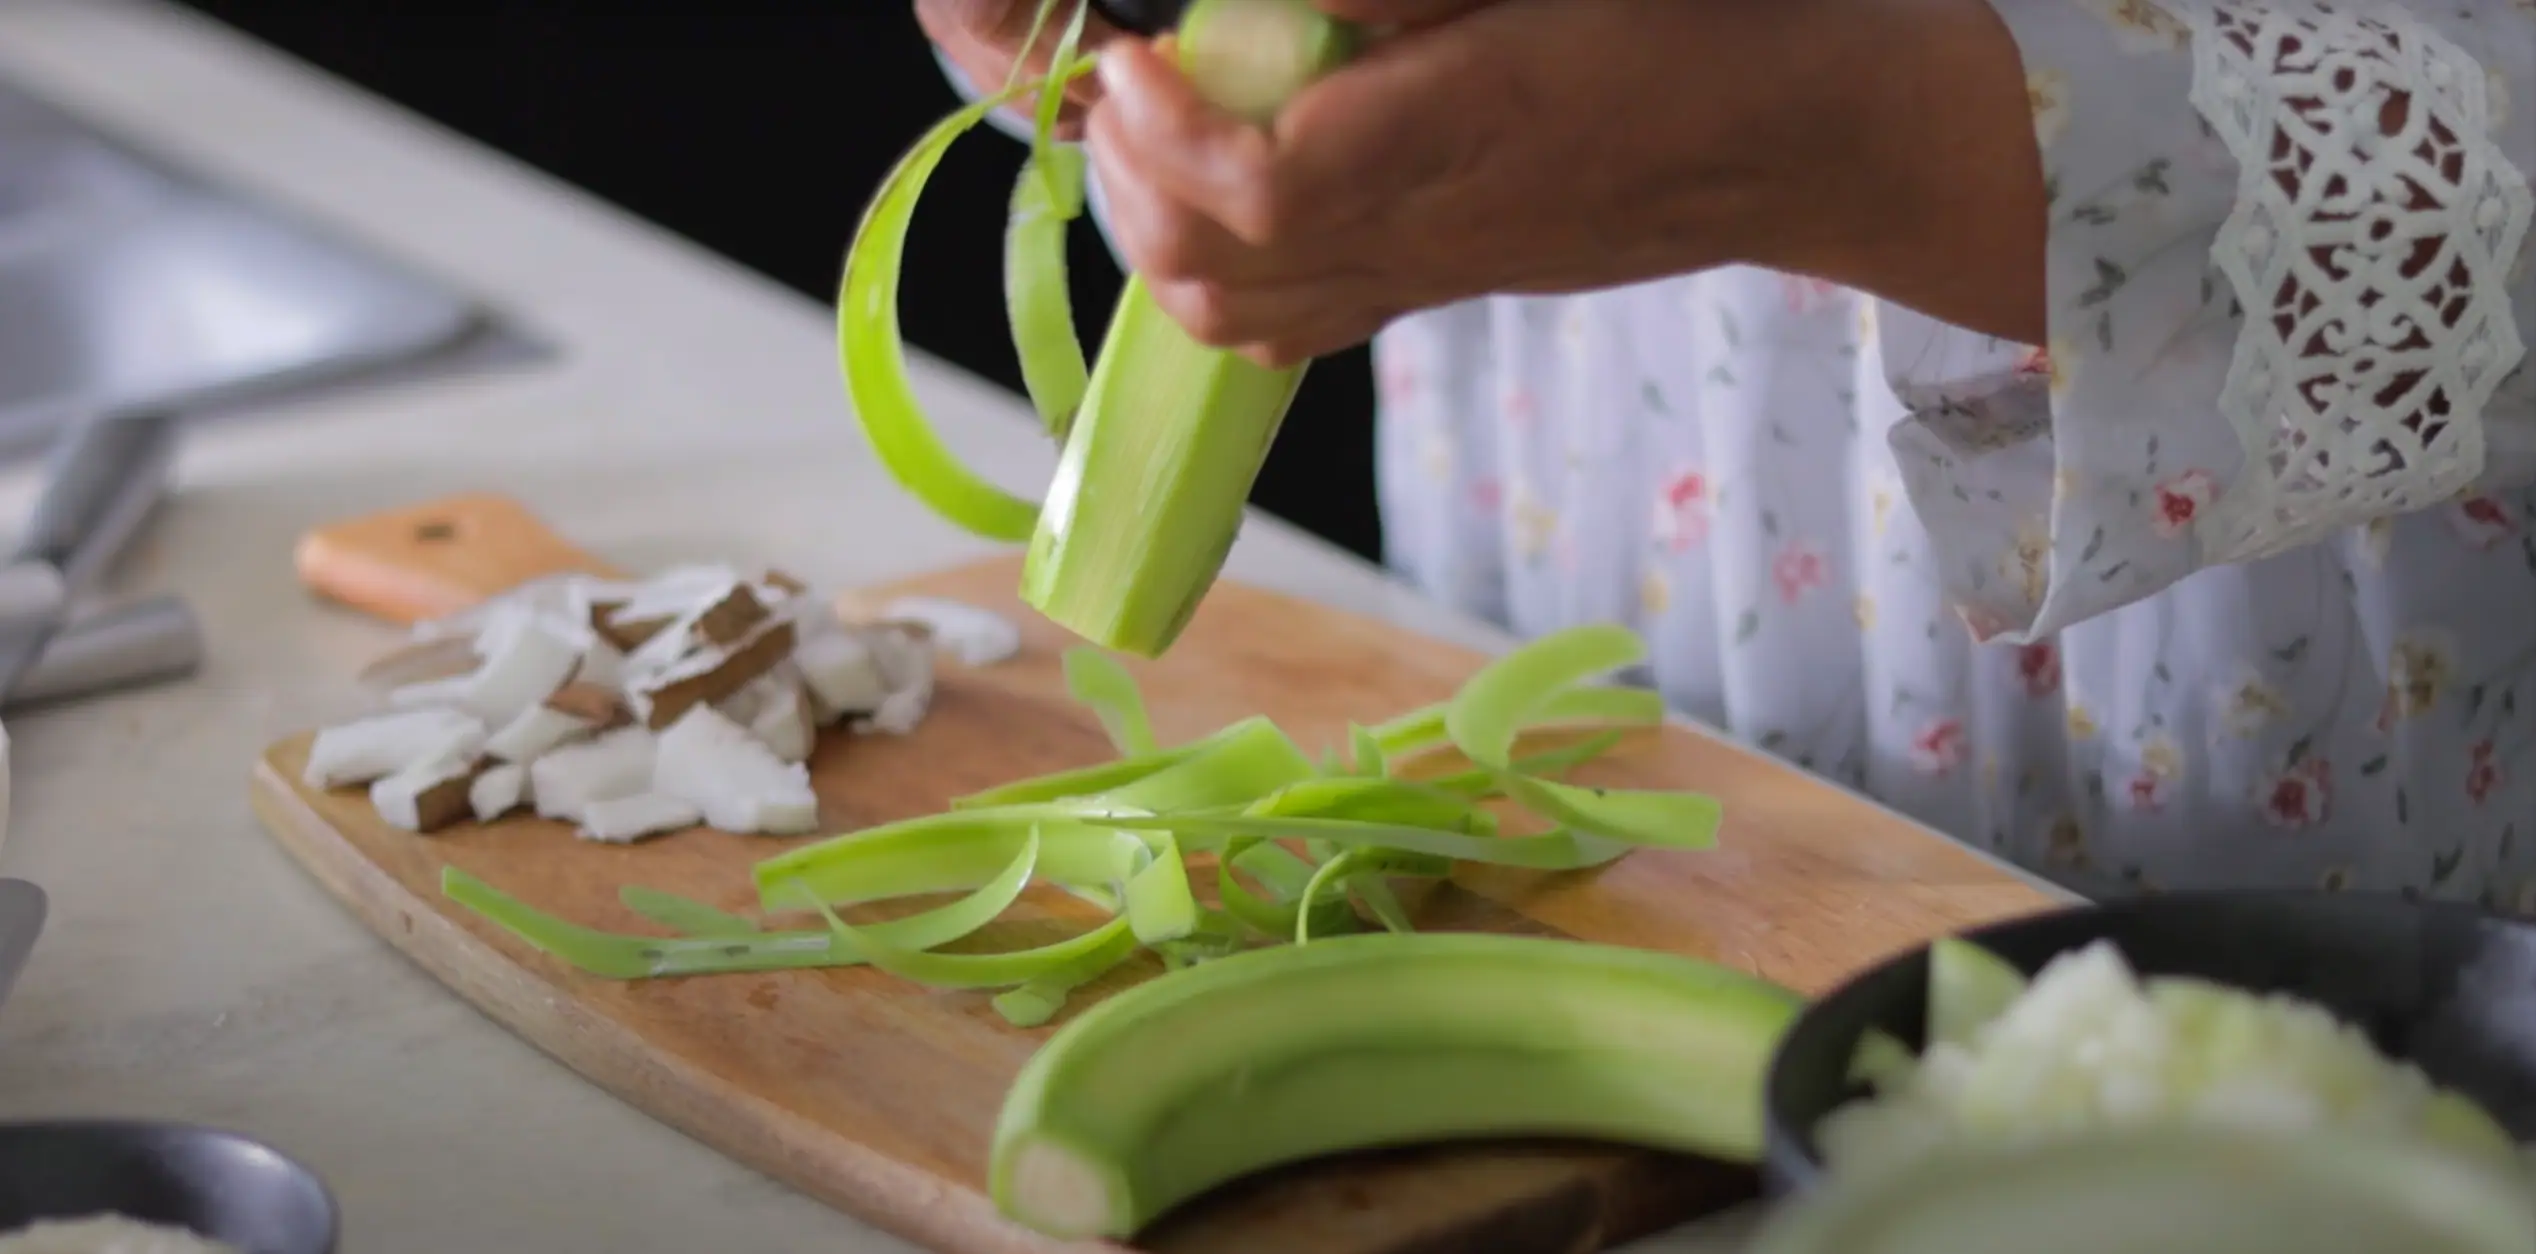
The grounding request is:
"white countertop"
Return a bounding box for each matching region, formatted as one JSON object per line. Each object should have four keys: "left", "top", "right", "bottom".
{"left": 0, "top": 2, "right": 1768, "bottom": 1249}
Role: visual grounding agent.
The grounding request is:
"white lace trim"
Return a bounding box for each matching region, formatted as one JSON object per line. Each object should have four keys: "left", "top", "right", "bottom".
{"left": 2184, "top": 1, "right": 2533, "bottom": 566}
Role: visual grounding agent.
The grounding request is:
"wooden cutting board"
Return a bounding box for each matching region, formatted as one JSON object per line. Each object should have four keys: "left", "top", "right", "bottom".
{"left": 255, "top": 496, "right": 2059, "bottom": 1254}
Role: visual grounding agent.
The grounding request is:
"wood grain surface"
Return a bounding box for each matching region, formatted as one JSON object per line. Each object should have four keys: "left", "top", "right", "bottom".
{"left": 254, "top": 505, "right": 2056, "bottom": 1254}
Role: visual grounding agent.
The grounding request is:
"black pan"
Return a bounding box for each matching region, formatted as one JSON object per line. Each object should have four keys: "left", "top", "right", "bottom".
{"left": 0, "top": 1121, "right": 336, "bottom": 1254}
{"left": 1761, "top": 892, "right": 2536, "bottom": 1194}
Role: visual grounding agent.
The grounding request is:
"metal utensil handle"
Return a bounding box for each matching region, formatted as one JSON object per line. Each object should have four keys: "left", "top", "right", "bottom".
{"left": 0, "top": 879, "right": 48, "bottom": 1014}
{"left": 5, "top": 595, "right": 203, "bottom": 710}
{"left": 16, "top": 409, "right": 180, "bottom": 591}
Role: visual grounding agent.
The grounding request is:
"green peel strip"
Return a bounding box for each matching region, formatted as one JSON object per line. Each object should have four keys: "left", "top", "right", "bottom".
{"left": 448, "top": 826, "right": 1044, "bottom": 979}
{"left": 442, "top": 624, "right": 1722, "bottom": 1038}
{"left": 1370, "top": 683, "right": 1662, "bottom": 761}
{"left": 619, "top": 886, "right": 759, "bottom": 937}
{"left": 448, "top": 869, "right": 837, "bottom": 979}
{"left": 796, "top": 877, "right": 1137, "bottom": 992}
{"left": 1446, "top": 626, "right": 1722, "bottom": 850}
{"left": 992, "top": 925, "right": 1144, "bottom": 1027}
{"left": 1002, "top": 0, "right": 1094, "bottom": 438}
{"left": 1005, "top": 144, "right": 1089, "bottom": 439}
{"left": 751, "top": 808, "right": 1148, "bottom": 914}
{"left": 1123, "top": 833, "right": 1200, "bottom": 943}
{"left": 1064, "top": 648, "right": 1159, "bottom": 756}
{"left": 838, "top": 59, "right": 1095, "bottom": 542}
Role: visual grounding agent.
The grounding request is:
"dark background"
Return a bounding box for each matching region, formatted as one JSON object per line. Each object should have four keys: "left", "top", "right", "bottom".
{"left": 174, "top": 1, "right": 1382, "bottom": 561}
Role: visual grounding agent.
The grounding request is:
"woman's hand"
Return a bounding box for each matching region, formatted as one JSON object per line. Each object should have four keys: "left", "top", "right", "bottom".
{"left": 1084, "top": 0, "right": 2048, "bottom": 365}
{"left": 916, "top": 0, "right": 1120, "bottom": 136}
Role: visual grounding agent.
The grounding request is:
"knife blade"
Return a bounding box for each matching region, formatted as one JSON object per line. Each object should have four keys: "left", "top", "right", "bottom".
{"left": 0, "top": 879, "right": 47, "bottom": 1014}
{"left": 0, "top": 409, "right": 181, "bottom": 702}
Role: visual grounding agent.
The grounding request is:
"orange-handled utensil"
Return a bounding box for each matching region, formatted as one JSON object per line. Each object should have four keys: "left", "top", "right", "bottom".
{"left": 293, "top": 492, "right": 621, "bottom": 625}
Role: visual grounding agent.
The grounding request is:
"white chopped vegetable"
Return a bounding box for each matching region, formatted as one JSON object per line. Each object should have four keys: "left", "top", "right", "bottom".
{"left": 576, "top": 792, "right": 702, "bottom": 844}
{"left": 654, "top": 705, "right": 819, "bottom": 834}
{"left": 304, "top": 708, "right": 486, "bottom": 789}
{"left": 369, "top": 753, "right": 481, "bottom": 833}
{"left": 470, "top": 762, "right": 529, "bottom": 821}
{"left": 484, "top": 705, "right": 595, "bottom": 764}
{"left": 882, "top": 595, "right": 1021, "bottom": 667}
{"left": 1819, "top": 939, "right": 2524, "bottom": 1183}
{"left": 529, "top": 725, "right": 657, "bottom": 822}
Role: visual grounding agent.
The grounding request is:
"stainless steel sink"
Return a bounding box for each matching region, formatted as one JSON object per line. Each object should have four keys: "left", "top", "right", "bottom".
{"left": 0, "top": 72, "right": 536, "bottom": 454}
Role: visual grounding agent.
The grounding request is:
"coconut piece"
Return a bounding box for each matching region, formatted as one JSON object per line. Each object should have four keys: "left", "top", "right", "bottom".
{"left": 593, "top": 567, "right": 728, "bottom": 655}
{"left": 529, "top": 725, "right": 657, "bottom": 822}
{"left": 851, "top": 622, "right": 937, "bottom": 737}
{"left": 406, "top": 572, "right": 584, "bottom": 643}
{"left": 387, "top": 674, "right": 476, "bottom": 710}
{"left": 462, "top": 598, "right": 540, "bottom": 663}
{"left": 578, "top": 793, "right": 703, "bottom": 844}
{"left": 613, "top": 565, "right": 742, "bottom": 625}
{"left": 871, "top": 621, "right": 936, "bottom": 683}
{"left": 305, "top": 708, "right": 487, "bottom": 790}
{"left": 370, "top": 754, "right": 484, "bottom": 833}
{"left": 545, "top": 681, "right": 628, "bottom": 729}
{"left": 714, "top": 671, "right": 780, "bottom": 728}
{"left": 629, "top": 619, "right": 797, "bottom": 731}
{"left": 693, "top": 583, "right": 771, "bottom": 646}
{"left": 763, "top": 568, "right": 810, "bottom": 597}
{"left": 856, "top": 684, "right": 933, "bottom": 737}
{"left": 880, "top": 596, "right": 1021, "bottom": 667}
{"left": 593, "top": 605, "right": 672, "bottom": 653}
{"left": 470, "top": 762, "right": 529, "bottom": 822}
{"left": 574, "top": 637, "right": 628, "bottom": 691}
{"left": 622, "top": 606, "right": 709, "bottom": 677}
{"left": 748, "top": 678, "right": 818, "bottom": 764}
{"left": 792, "top": 628, "right": 888, "bottom": 722}
{"left": 455, "top": 617, "right": 585, "bottom": 725}
{"left": 564, "top": 577, "right": 646, "bottom": 642}
{"left": 484, "top": 705, "right": 596, "bottom": 763}
{"left": 654, "top": 705, "right": 820, "bottom": 835}
{"left": 358, "top": 636, "right": 481, "bottom": 690}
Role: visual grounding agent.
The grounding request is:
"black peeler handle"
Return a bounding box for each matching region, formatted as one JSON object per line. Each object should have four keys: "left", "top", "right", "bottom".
{"left": 1085, "top": 0, "right": 1191, "bottom": 35}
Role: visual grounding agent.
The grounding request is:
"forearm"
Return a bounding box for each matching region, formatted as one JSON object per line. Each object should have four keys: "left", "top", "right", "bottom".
{"left": 1742, "top": 0, "right": 2049, "bottom": 345}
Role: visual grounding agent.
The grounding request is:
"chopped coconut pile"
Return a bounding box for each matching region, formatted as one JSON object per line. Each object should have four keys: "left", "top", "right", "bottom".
{"left": 302, "top": 564, "right": 1016, "bottom": 842}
